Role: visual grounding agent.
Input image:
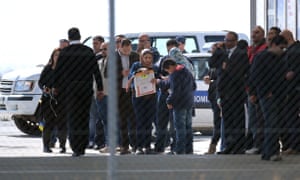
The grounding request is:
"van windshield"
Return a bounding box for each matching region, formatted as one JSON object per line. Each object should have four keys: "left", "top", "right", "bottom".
{"left": 204, "top": 35, "right": 226, "bottom": 42}
{"left": 129, "top": 36, "right": 199, "bottom": 56}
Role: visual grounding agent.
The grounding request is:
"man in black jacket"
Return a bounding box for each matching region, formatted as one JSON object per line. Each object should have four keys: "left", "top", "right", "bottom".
{"left": 116, "top": 39, "right": 139, "bottom": 154}
{"left": 249, "top": 35, "right": 287, "bottom": 161}
{"left": 217, "top": 31, "right": 249, "bottom": 154}
{"left": 280, "top": 30, "right": 300, "bottom": 154}
{"left": 53, "top": 27, "right": 103, "bottom": 157}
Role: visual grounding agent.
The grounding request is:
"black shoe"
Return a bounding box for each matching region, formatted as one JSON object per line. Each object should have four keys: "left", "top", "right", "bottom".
{"left": 94, "top": 144, "right": 105, "bottom": 150}
{"left": 217, "top": 149, "right": 231, "bottom": 154}
{"left": 270, "top": 155, "right": 282, "bottom": 161}
{"left": 120, "top": 148, "right": 131, "bottom": 155}
{"left": 72, "top": 152, "right": 81, "bottom": 157}
{"left": 135, "top": 148, "right": 144, "bottom": 155}
{"left": 231, "top": 150, "right": 245, "bottom": 154}
{"left": 145, "top": 148, "right": 156, "bottom": 154}
{"left": 43, "top": 147, "right": 52, "bottom": 153}
{"left": 59, "top": 147, "right": 66, "bottom": 153}
{"left": 131, "top": 147, "right": 137, "bottom": 153}
{"left": 87, "top": 144, "right": 94, "bottom": 149}
{"left": 154, "top": 149, "right": 165, "bottom": 154}
{"left": 165, "top": 151, "right": 175, "bottom": 155}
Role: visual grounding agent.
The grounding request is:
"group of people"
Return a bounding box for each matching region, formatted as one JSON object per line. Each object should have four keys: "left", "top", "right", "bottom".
{"left": 38, "top": 27, "right": 195, "bottom": 156}
{"left": 38, "top": 26, "right": 299, "bottom": 159}
{"left": 205, "top": 26, "right": 300, "bottom": 161}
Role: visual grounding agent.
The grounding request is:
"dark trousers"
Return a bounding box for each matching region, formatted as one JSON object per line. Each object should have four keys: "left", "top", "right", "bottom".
{"left": 118, "top": 89, "right": 136, "bottom": 149}
{"left": 155, "top": 91, "right": 170, "bottom": 152}
{"left": 247, "top": 98, "right": 264, "bottom": 150}
{"left": 259, "top": 96, "right": 280, "bottom": 159}
{"left": 65, "top": 86, "right": 92, "bottom": 154}
{"left": 210, "top": 99, "right": 221, "bottom": 145}
{"left": 42, "top": 95, "right": 67, "bottom": 149}
{"left": 221, "top": 97, "right": 246, "bottom": 153}
{"left": 133, "top": 94, "right": 156, "bottom": 149}
{"left": 281, "top": 91, "right": 300, "bottom": 151}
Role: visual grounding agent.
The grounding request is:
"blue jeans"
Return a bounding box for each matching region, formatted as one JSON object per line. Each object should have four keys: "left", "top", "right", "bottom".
{"left": 89, "top": 98, "right": 104, "bottom": 146}
{"left": 173, "top": 108, "right": 193, "bottom": 154}
{"left": 259, "top": 95, "right": 280, "bottom": 160}
{"left": 96, "top": 95, "right": 108, "bottom": 145}
{"left": 220, "top": 118, "right": 226, "bottom": 151}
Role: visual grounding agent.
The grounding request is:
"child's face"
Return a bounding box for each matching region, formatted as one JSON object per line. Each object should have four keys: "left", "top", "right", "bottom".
{"left": 141, "top": 53, "right": 153, "bottom": 67}
{"left": 164, "top": 65, "right": 176, "bottom": 75}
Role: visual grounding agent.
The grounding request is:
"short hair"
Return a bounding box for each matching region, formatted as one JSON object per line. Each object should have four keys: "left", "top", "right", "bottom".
{"left": 175, "top": 36, "right": 186, "bottom": 44}
{"left": 270, "top": 26, "right": 281, "bottom": 35}
{"left": 121, "top": 38, "right": 131, "bottom": 47}
{"left": 270, "top": 35, "right": 287, "bottom": 46}
{"left": 237, "top": 39, "right": 249, "bottom": 50}
{"left": 162, "top": 58, "right": 177, "bottom": 70}
{"left": 255, "top": 25, "right": 265, "bottom": 36}
{"left": 115, "top": 34, "right": 126, "bottom": 39}
{"left": 68, "top": 27, "right": 81, "bottom": 41}
{"left": 227, "top": 31, "right": 239, "bottom": 41}
{"left": 166, "top": 39, "right": 179, "bottom": 47}
{"left": 93, "top": 35, "right": 105, "bottom": 43}
{"left": 59, "top": 39, "right": 69, "bottom": 43}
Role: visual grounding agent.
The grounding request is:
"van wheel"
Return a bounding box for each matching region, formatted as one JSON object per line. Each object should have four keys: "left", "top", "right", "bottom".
{"left": 14, "top": 118, "right": 41, "bottom": 136}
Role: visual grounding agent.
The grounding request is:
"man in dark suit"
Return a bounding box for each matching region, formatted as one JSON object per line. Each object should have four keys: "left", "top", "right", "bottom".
{"left": 53, "top": 27, "right": 103, "bottom": 157}
{"left": 116, "top": 38, "right": 139, "bottom": 154}
{"left": 217, "top": 31, "right": 249, "bottom": 154}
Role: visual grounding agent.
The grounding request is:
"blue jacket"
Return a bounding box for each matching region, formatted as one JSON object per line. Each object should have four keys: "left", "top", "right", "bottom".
{"left": 166, "top": 65, "right": 196, "bottom": 110}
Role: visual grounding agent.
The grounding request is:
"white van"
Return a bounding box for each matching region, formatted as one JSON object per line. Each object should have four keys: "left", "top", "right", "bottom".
{"left": 0, "top": 65, "right": 44, "bottom": 135}
{"left": 125, "top": 31, "right": 249, "bottom": 55}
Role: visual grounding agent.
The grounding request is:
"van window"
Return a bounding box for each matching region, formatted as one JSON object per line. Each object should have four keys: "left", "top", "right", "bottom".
{"left": 129, "top": 36, "right": 199, "bottom": 56}
{"left": 190, "top": 56, "right": 210, "bottom": 80}
{"left": 204, "top": 35, "right": 226, "bottom": 43}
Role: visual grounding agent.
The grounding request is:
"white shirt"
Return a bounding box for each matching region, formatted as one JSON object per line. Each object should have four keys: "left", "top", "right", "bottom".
{"left": 119, "top": 50, "right": 130, "bottom": 89}
{"left": 69, "top": 40, "right": 81, "bottom": 45}
{"left": 98, "top": 57, "right": 108, "bottom": 95}
{"left": 227, "top": 46, "right": 237, "bottom": 58}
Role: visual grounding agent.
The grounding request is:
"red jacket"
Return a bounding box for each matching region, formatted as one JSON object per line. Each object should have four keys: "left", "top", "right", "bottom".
{"left": 247, "top": 43, "right": 268, "bottom": 64}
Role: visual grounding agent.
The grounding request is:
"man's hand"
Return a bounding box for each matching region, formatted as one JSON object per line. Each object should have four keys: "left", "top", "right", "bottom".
{"left": 150, "top": 78, "right": 157, "bottom": 84}
{"left": 96, "top": 91, "right": 105, "bottom": 100}
{"left": 286, "top": 71, "right": 295, "bottom": 81}
{"left": 167, "top": 104, "right": 173, "bottom": 110}
{"left": 51, "top": 88, "right": 58, "bottom": 96}
{"left": 250, "top": 95, "right": 257, "bottom": 104}
{"left": 43, "top": 87, "right": 50, "bottom": 94}
{"left": 122, "top": 69, "right": 130, "bottom": 77}
{"left": 203, "top": 75, "right": 211, "bottom": 85}
{"left": 222, "top": 62, "right": 227, "bottom": 70}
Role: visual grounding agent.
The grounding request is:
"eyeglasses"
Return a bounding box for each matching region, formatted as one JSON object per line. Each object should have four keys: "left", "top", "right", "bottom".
{"left": 100, "top": 48, "right": 108, "bottom": 51}
{"left": 224, "top": 38, "right": 236, "bottom": 42}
